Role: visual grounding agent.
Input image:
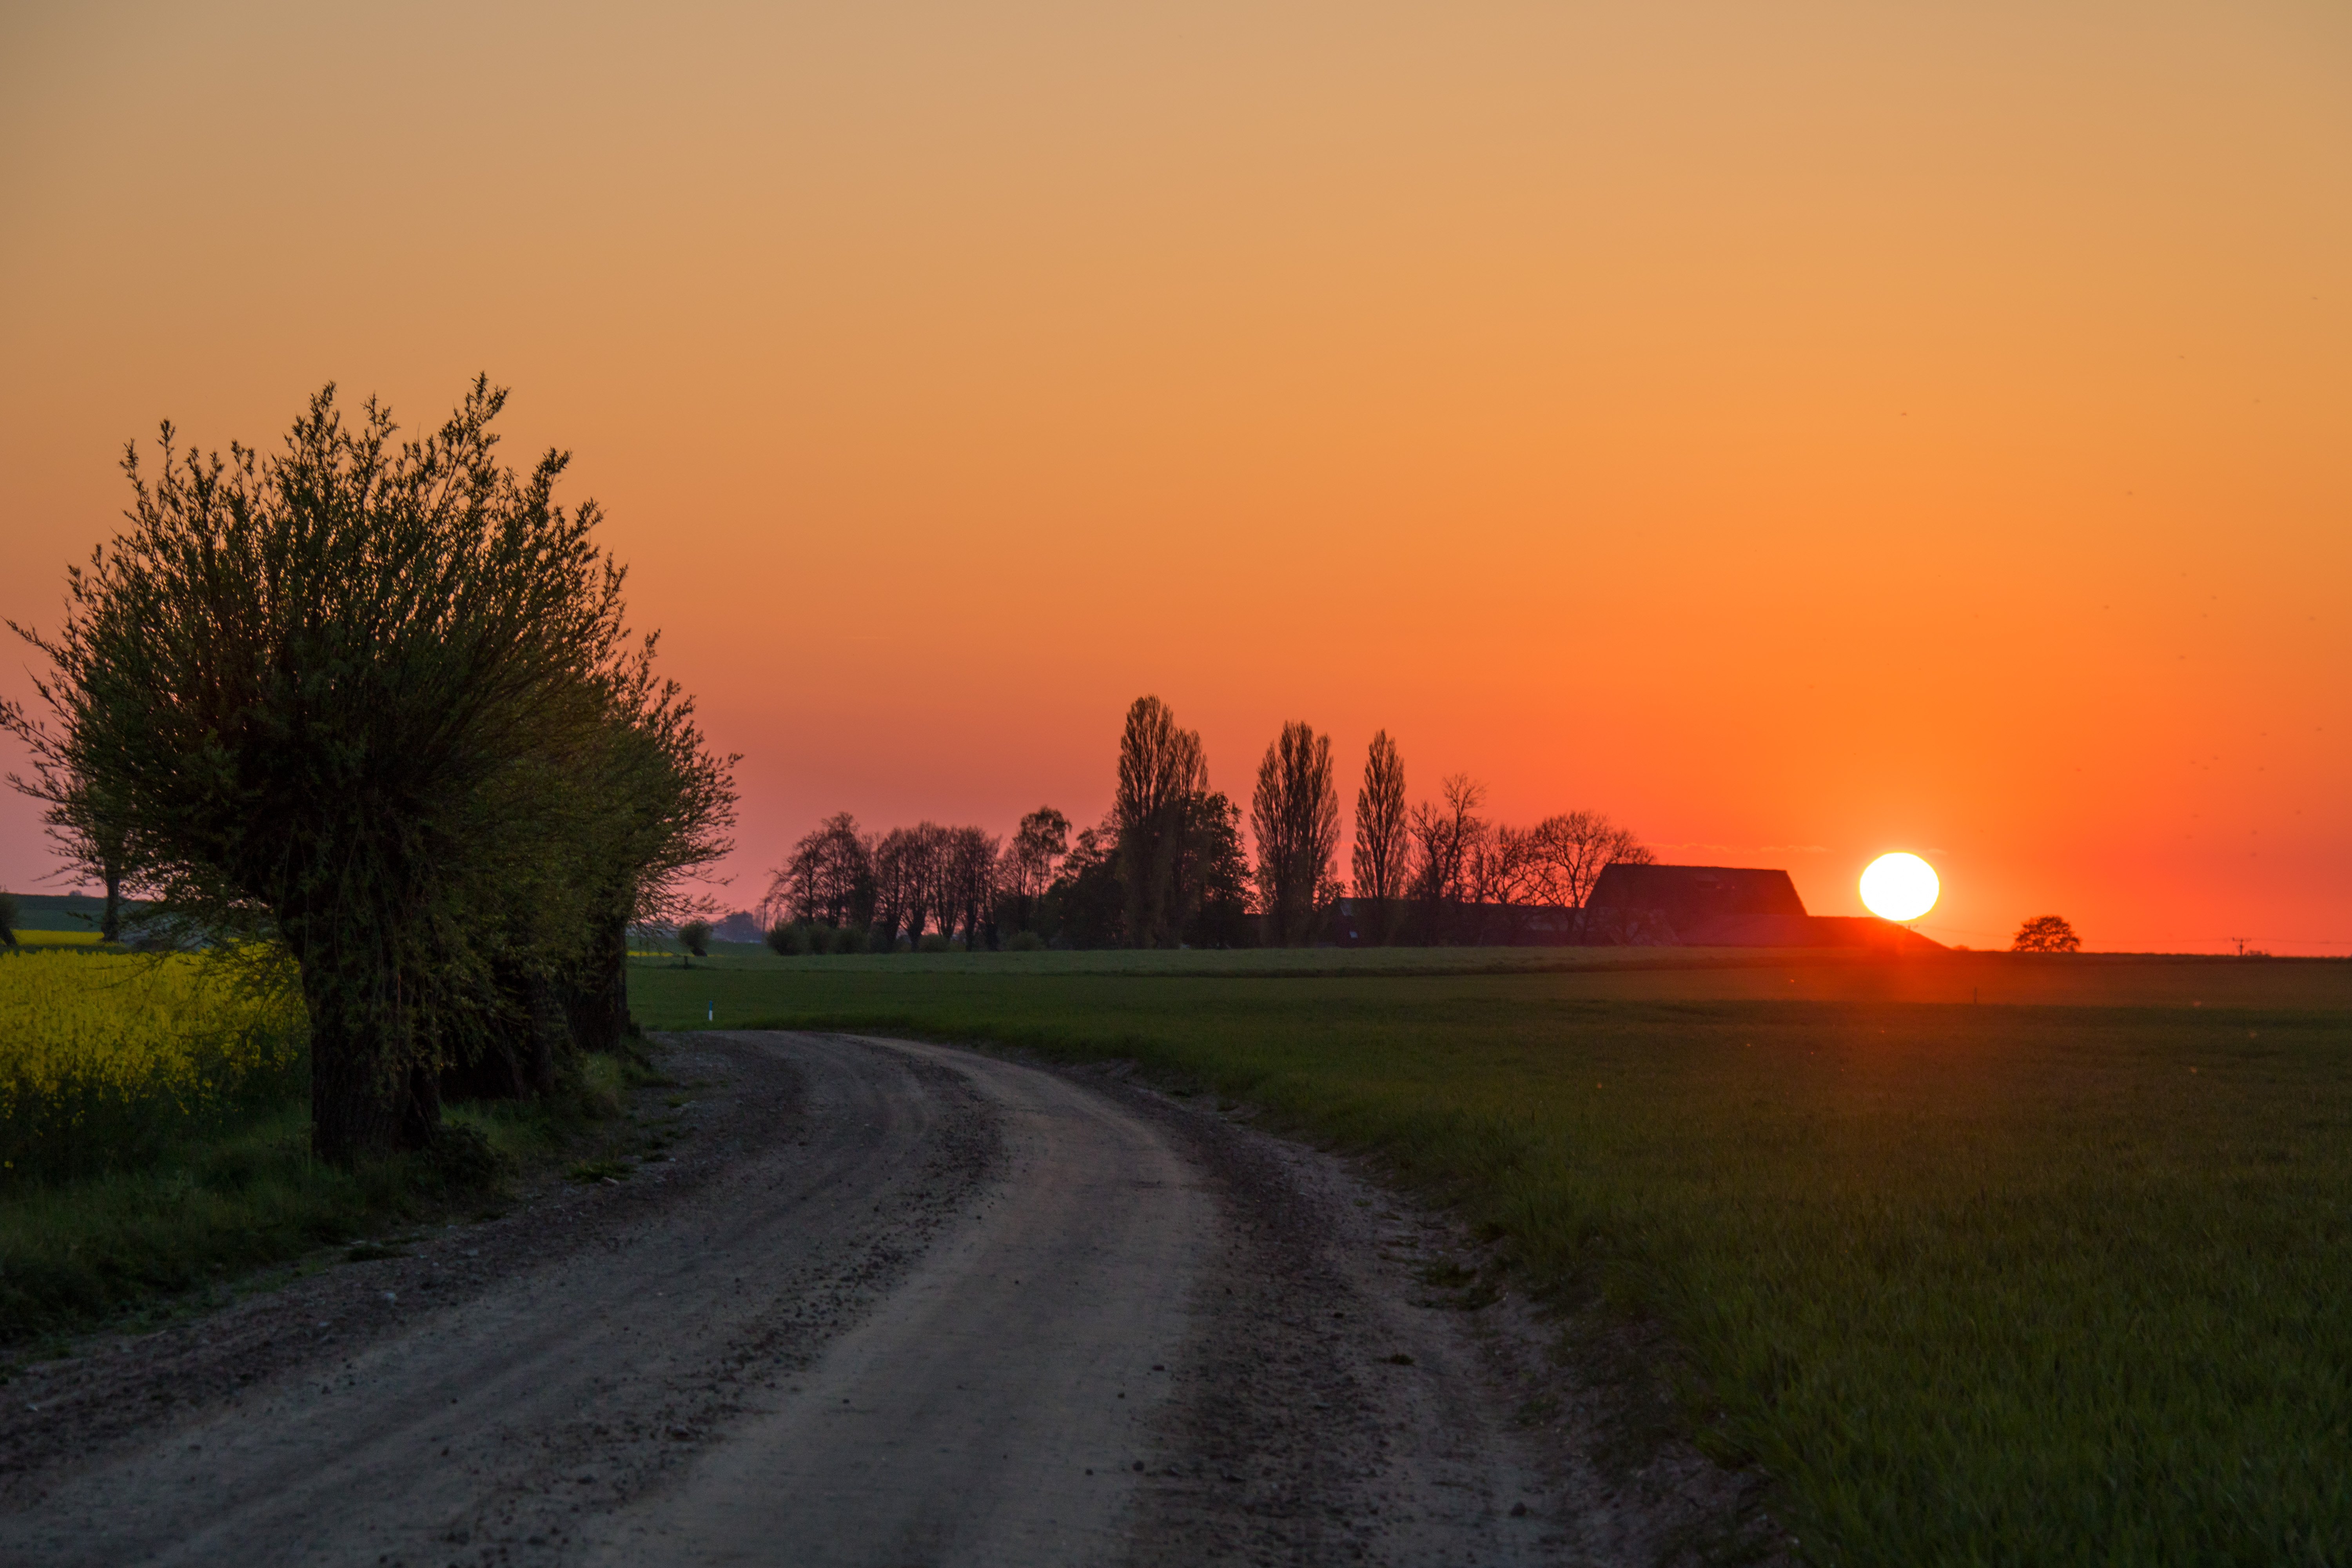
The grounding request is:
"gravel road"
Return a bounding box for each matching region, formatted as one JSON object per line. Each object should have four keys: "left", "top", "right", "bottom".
{"left": 0, "top": 1032, "right": 1758, "bottom": 1566}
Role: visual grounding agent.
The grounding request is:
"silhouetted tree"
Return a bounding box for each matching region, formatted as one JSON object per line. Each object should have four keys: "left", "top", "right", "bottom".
{"left": 871, "top": 826, "right": 929, "bottom": 948}
{"left": 1350, "top": 731, "right": 1409, "bottom": 945}
{"left": 27, "top": 768, "right": 140, "bottom": 942}
{"left": 1467, "top": 823, "right": 1541, "bottom": 943}
{"left": 1002, "top": 807, "right": 1069, "bottom": 898}
{"left": 766, "top": 813, "right": 875, "bottom": 930}
{"left": 0, "top": 890, "right": 17, "bottom": 949}
{"left": 1045, "top": 815, "right": 1127, "bottom": 948}
{"left": 1114, "top": 697, "right": 1205, "bottom": 947}
{"left": 2012, "top": 915, "right": 2081, "bottom": 953}
{"left": 1176, "top": 791, "right": 1255, "bottom": 947}
{"left": 1407, "top": 775, "right": 1487, "bottom": 943}
{"left": 1251, "top": 722, "right": 1340, "bottom": 947}
{"left": 677, "top": 918, "right": 712, "bottom": 962}
{"left": 996, "top": 806, "right": 1069, "bottom": 936}
{"left": 1524, "top": 811, "right": 1651, "bottom": 934}
{"left": 944, "top": 825, "right": 1000, "bottom": 947}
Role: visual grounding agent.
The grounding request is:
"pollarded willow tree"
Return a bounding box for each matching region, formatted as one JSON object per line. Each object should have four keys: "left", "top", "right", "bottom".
{"left": 2, "top": 379, "right": 733, "bottom": 1163}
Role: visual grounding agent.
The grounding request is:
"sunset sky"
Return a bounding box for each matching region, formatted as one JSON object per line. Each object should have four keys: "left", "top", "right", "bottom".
{"left": 3, "top": 1, "right": 2347, "bottom": 952}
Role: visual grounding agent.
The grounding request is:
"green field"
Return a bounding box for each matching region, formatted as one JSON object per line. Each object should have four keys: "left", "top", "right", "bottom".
{"left": 629, "top": 947, "right": 2352, "bottom": 1565}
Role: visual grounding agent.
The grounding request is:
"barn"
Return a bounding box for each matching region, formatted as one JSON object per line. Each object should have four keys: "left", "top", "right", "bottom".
{"left": 1582, "top": 863, "right": 1944, "bottom": 950}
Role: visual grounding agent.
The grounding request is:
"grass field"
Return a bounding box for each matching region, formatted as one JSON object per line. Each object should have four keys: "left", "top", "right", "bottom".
{"left": 628, "top": 947, "right": 2352, "bottom": 1564}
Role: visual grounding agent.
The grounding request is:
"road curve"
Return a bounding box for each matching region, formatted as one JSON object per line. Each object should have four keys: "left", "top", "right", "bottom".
{"left": 0, "top": 1033, "right": 1577, "bottom": 1566}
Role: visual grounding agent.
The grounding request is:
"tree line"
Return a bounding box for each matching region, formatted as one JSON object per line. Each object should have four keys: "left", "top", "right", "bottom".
{"left": 762, "top": 695, "right": 1648, "bottom": 952}
{"left": 4, "top": 382, "right": 735, "bottom": 1165}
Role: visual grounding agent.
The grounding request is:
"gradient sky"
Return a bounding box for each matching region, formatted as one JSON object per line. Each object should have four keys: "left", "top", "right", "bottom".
{"left": 4, "top": 0, "right": 2347, "bottom": 952}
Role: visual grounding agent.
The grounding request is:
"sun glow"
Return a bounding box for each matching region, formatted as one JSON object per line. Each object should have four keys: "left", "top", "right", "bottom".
{"left": 1860, "top": 853, "right": 1939, "bottom": 923}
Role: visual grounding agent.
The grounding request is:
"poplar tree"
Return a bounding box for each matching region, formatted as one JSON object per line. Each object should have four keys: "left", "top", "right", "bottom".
{"left": 1350, "top": 730, "right": 1409, "bottom": 944}
{"left": 1113, "top": 696, "right": 1205, "bottom": 947}
{"left": 1250, "top": 721, "right": 1341, "bottom": 947}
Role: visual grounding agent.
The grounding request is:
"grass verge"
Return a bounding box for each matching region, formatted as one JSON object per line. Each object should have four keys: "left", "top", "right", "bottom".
{"left": 0, "top": 1049, "right": 643, "bottom": 1347}
{"left": 628, "top": 955, "right": 2352, "bottom": 1566}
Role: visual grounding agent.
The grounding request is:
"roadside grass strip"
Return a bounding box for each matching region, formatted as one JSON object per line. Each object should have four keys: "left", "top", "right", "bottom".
{"left": 0, "top": 953, "right": 644, "bottom": 1344}
{"left": 630, "top": 956, "right": 2352, "bottom": 1565}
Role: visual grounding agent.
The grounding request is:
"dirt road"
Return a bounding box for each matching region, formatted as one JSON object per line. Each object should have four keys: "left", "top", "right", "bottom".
{"left": 0, "top": 1033, "right": 1745, "bottom": 1566}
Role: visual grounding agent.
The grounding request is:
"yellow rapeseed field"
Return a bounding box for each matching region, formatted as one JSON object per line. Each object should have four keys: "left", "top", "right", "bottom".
{"left": 0, "top": 950, "right": 309, "bottom": 1179}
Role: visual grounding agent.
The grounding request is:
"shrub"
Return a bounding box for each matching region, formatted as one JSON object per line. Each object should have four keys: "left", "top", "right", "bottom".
{"left": 917, "top": 933, "right": 951, "bottom": 953}
{"left": 1004, "top": 930, "right": 1047, "bottom": 952}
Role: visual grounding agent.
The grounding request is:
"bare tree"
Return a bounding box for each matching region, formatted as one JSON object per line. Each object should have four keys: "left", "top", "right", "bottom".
{"left": 764, "top": 812, "right": 874, "bottom": 929}
{"left": 1000, "top": 807, "right": 1070, "bottom": 900}
{"left": 945, "top": 825, "right": 1001, "bottom": 947}
{"left": 1350, "top": 731, "right": 1408, "bottom": 945}
{"left": 911, "top": 822, "right": 956, "bottom": 942}
{"left": 869, "top": 826, "right": 926, "bottom": 947}
{"left": 1467, "top": 822, "right": 1544, "bottom": 942}
{"left": 1250, "top": 722, "right": 1341, "bottom": 947}
{"left": 1113, "top": 696, "right": 1206, "bottom": 948}
{"left": 1525, "top": 811, "right": 1653, "bottom": 925}
{"left": 995, "top": 806, "right": 1068, "bottom": 939}
{"left": 1408, "top": 774, "right": 1488, "bottom": 941}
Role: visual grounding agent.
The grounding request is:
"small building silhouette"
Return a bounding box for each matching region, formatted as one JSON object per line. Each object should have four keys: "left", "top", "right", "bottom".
{"left": 1583, "top": 863, "right": 1944, "bottom": 951}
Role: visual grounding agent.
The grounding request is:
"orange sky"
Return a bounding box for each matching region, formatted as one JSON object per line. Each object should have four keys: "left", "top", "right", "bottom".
{"left": 4, "top": 1, "right": 2347, "bottom": 952}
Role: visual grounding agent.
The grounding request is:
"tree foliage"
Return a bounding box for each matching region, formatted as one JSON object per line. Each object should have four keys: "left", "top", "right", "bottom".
{"left": 2012, "top": 915, "right": 2081, "bottom": 953}
{"left": 3, "top": 381, "right": 733, "bottom": 1162}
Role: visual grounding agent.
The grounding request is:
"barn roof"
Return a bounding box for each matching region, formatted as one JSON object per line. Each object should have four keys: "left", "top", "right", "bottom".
{"left": 1584, "top": 863, "right": 1810, "bottom": 922}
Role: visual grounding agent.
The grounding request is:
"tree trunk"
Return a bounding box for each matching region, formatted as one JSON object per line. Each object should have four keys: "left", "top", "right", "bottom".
{"left": 564, "top": 915, "right": 630, "bottom": 1053}
{"left": 526, "top": 974, "right": 566, "bottom": 1094}
{"left": 298, "top": 942, "right": 427, "bottom": 1164}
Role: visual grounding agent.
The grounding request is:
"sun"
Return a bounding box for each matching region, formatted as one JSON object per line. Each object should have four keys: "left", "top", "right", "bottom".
{"left": 1860, "top": 852, "right": 1939, "bottom": 922}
